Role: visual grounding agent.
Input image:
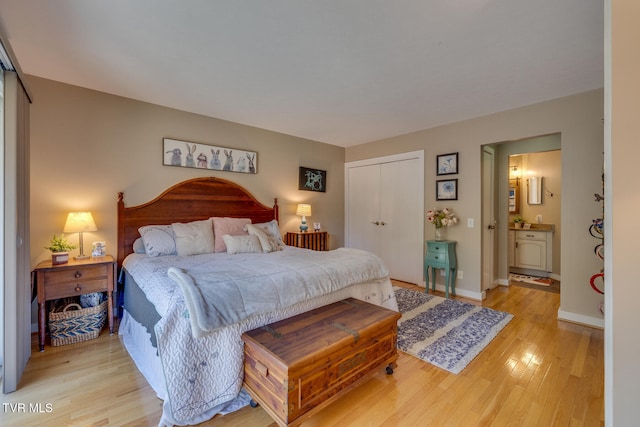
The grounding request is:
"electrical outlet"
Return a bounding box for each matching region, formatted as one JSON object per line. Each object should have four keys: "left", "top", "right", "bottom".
{"left": 440, "top": 269, "right": 445, "bottom": 277}
{"left": 457, "top": 270, "right": 464, "bottom": 280}
{"left": 467, "top": 218, "right": 474, "bottom": 228}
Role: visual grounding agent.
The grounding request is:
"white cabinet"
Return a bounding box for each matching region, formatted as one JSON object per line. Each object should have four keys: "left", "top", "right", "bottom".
{"left": 510, "top": 230, "right": 553, "bottom": 272}
{"left": 345, "top": 152, "right": 424, "bottom": 285}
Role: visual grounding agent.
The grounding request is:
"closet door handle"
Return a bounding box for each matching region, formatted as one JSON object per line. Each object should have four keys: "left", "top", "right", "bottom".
{"left": 380, "top": 221, "right": 387, "bottom": 226}
{"left": 371, "top": 221, "right": 380, "bottom": 225}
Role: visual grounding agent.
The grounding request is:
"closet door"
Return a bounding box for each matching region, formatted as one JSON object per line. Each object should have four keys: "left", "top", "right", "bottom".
{"left": 345, "top": 151, "right": 424, "bottom": 286}
{"left": 379, "top": 159, "right": 423, "bottom": 284}
{"left": 346, "top": 164, "right": 381, "bottom": 254}
{"left": 2, "top": 71, "right": 31, "bottom": 393}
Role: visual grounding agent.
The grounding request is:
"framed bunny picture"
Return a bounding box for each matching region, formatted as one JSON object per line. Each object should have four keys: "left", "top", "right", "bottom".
{"left": 163, "top": 138, "right": 257, "bottom": 174}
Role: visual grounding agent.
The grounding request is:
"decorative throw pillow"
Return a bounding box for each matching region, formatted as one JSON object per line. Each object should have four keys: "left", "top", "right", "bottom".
{"left": 138, "top": 225, "right": 176, "bottom": 257}
{"left": 172, "top": 219, "right": 215, "bottom": 256}
{"left": 246, "top": 223, "right": 280, "bottom": 252}
{"left": 212, "top": 217, "right": 251, "bottom": 252}
{"left": 253, "top": 220, "right": 285, "bottom": 247}
{"left": 222, "top": 234, "right": 263, "bottom": 254}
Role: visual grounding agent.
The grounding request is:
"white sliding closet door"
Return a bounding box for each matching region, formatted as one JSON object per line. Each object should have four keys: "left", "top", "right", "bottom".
{"left": 345, "top": 151, "right": 424, "bottom": 285}
{"left": 2, "top": 71, "right": 31, "bottom": 393}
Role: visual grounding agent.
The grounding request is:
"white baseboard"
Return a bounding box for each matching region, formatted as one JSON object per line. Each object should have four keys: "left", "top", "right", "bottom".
{"left": 557, "top": 309, "right": 604, "bottom": 329}
{"left": 418, "top": 281, "right": 484, "bottom": 301}
{"left": 495, "top": 278, "right": 509, "bottom": 287}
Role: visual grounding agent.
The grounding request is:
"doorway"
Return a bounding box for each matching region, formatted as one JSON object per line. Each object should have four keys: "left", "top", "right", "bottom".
{"left": 482, "top": 134, "right": 562, "bottom": 291}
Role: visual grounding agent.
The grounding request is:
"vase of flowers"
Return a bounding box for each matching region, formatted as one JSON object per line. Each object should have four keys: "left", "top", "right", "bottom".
{"left": 426, "top": 208, "right": 458, "bottom": 241}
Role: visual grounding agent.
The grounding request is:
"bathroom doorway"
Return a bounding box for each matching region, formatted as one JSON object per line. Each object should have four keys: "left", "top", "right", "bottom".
{"left": 483, "top": 133, "right": 562, "bottom": 292}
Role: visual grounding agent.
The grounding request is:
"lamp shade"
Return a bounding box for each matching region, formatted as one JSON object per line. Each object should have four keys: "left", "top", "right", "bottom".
{"left": 296, "top": 204, "right": 312, "bottom": 217}
{"left": 63, "top": 212, "right": 98, "bottom": 233}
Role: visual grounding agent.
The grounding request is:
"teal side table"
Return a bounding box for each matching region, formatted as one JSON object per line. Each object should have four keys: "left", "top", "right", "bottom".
{"left": 425, "top": 240, "right": 457, "bottom": 298}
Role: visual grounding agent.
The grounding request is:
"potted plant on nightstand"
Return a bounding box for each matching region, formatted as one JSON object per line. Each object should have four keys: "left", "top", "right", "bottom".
{"left": 45, "top": 234, "right": 78, "bottom": 265}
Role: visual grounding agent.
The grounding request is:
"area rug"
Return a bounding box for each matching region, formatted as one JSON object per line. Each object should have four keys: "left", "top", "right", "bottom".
{"left": 509, "top": 274, "right": 560, "bottom": 294}
{"left": 394, "top": 287, "right": 513, "bottom": 374}
{"left": 509, "top": 273, "right": 554, "bottom": 287}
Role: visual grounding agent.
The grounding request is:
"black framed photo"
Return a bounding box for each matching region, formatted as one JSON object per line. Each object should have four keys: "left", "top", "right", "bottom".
{"left": 298, "top": 167, "right": 326, "bottom": 192}
{"left": 436, "top": 179, "right": 458, "bottom": 201}
{"left": 436, "top": 152, "right": 458, "bottom": 175}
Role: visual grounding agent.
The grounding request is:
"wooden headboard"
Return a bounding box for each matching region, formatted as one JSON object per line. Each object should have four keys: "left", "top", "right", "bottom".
{"left": 117, "top": 177, "right": 279, "bottom": 268}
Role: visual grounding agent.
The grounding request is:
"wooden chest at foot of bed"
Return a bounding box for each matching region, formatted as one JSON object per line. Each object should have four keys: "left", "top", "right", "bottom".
{"left": 242, "top": 298, "right": 401, "bottom": 427}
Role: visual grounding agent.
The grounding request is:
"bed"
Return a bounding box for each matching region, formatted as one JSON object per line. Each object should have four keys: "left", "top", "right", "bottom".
{"left": 116, "top": 177, "right": 398, "bottom": 426}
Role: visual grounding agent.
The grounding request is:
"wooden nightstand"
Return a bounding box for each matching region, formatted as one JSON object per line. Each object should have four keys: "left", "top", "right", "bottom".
{"left": 32, "top": 255, "right": 116, "bottom": 351}
{"left": 285, "top": 231, "right": 329, "bottom": 251}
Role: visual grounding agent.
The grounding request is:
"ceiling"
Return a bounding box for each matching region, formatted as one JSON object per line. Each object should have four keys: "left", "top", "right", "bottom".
{"left": 0, "top": 1, "right": 603, "bottom": 147}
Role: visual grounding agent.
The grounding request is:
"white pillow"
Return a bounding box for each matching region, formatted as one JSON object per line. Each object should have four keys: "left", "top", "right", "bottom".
{"left": 172, "top": 219, "right": 215, "bottom": 256}
{"left": 132, "top": 237, "right": 146, "bottom": 254}
{"left": 253, "top": 220, "right": 285, "bottom": 247}
{"left": 246, "top": 223, "right": 280, "bottom": 253}
{"left": 223, "top": 234, "right": 263, "bottom": 254}
{"left": 138, "top": 225, "right": 176, "bottom": 257}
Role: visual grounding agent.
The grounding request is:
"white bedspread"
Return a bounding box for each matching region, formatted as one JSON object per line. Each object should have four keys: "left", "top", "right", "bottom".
{"left": 167, "top": 247, "right": 390, "bottom": 337}
{"left": 122, "top": 247, "right": 398, "bottom": 426}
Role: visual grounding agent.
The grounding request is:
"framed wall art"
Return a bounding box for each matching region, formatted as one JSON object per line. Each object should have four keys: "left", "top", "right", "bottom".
{"left": 436, "top": 152, "right": 458, "bottom": 175}
{"left": 436, "top": 179, "right": 458, "bottom": 201}
{"left": 163, "top": 138, "right": 257, "bottom": 174}
{"left": 298, "top": 166, "right": 327, "bottom": 192}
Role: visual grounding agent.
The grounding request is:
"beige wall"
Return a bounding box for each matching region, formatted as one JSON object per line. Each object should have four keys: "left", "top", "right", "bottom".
{"left": 606, "top": 0, "right": 639, "bottom": 424}
{"left": 347, "top": 89, "right": 604, "bottom": 325}
{"left": 28, "top": 76, "right": 346, "bottom": 267}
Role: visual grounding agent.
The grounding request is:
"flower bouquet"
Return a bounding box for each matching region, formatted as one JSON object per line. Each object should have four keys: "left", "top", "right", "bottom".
{"left": 426, "top": 208, "right": 458, "bottom": 240}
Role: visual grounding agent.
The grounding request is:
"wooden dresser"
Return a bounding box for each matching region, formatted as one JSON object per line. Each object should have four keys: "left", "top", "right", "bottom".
{"left": 242, "top": 298, "right": 400, "bottom": 427}
{"left": 285, "top": 231, "right": 329, "bottom": 251}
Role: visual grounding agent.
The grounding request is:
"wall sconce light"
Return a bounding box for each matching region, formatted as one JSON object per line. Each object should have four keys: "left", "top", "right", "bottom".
{"left": 509, "top": 166, "right": 521, "bottom": 180}
{"left": 296, "top": 204, "right": 312, "bottom": 232}
{"left": 63, "top": 211, "right": 97, "bottom": 259}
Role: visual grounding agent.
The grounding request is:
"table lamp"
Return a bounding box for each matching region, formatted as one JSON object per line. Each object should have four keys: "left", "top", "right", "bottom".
{"left": 296, "top": 204, "right": 312, "bottom": 232}
{"left": 63, "top": 211, "right": 97, "bottom": 259}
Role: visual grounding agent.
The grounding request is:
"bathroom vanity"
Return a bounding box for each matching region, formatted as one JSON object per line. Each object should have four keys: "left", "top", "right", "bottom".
{"left": 508, "top": 224, "right": 554, "bottom": 276}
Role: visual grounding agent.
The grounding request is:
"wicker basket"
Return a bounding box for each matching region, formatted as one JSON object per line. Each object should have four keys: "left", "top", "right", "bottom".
{"left": 49, "top": 300, "right": 107, "bottom": 346}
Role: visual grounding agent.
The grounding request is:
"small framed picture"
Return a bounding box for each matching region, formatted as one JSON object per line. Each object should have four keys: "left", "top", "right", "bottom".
{"left": 436, "top": 152, "right": 458, "bottom": 175}
{"left": 92, "top": 241, "right": 106, "bottom": 257}
{"left": 298, "top": 166, "right": 327, "bottom": 192}
{"left": 436, "top": 179, "right": 458, "bottom": 201}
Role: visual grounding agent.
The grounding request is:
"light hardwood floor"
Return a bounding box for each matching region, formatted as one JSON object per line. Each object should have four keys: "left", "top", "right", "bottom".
{"left": 1, "top": 282, "right": 604, "bottom": 426}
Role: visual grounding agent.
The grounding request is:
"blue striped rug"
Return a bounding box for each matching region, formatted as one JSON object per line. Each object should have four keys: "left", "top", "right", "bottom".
{"left": 394, "top": 287, "right": 513, "bottom": 374}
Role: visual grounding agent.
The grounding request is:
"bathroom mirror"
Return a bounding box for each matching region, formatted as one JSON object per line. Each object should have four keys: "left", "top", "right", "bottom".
{"left": 528, "top": 176, "right": 542, "bottom": 205}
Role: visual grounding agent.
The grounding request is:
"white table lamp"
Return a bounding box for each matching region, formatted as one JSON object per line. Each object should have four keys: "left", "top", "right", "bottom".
{"left": 296, "top": 204, "right": 312, "bottom": 232}
{"left": 63, "top": 211, "right": 98, "bottom": 259}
